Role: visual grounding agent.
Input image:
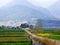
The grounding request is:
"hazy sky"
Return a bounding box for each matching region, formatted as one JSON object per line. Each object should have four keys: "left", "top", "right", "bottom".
{"left": 0, "top": 0, "right": 13, "bottom": 7}
{"left": 27, "top": 0, "right": 58, "bottom": 8}
{"left": 0, "top": 0, "right": 58, "bottom": 8}
{"left": 0, "top": 0, "right": 59, "bottom": 26}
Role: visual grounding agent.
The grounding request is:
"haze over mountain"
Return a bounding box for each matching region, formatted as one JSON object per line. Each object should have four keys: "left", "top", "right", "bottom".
{"left": 0, "top": 0, "right": 56, "bottom": 21}
{"left": 37, "top": 19, "right": 60, "bottom": 28}
{"left": 48, "top": 0, "right": 60, "bottom": 19}
{"left": 0, "top": 0, "right": 59, "bottom": 27}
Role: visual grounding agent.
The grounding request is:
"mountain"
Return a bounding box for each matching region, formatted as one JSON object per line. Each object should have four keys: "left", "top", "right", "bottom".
{"left": 48, "top": 0, "right": 60, "bottom": 19}
{"left": 0, "top": 0, "right": 58, "bottom": 27}
{"left": 0, "top": 0, "right": 56, "bottom": 22}
{"left": 37, "top": 19, "right": 60, "bottom": 28}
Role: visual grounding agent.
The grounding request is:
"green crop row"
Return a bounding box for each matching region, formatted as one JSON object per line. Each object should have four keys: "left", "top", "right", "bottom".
{"left": 0, "top": 42, "right": 31, "bottom": 45}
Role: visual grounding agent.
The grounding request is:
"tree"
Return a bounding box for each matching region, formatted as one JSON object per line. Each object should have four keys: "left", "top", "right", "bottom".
{"left": 1, "top": 25, "right": 5, "bottom": 29}
{"left": 16, "top": 26, "right": 20, "bottom": 29}
{"left": 20, "top": 23, "right": 29, "bottom": 28}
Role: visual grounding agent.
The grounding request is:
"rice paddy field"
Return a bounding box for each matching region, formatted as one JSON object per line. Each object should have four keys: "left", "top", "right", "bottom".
{"left": 30, "top": 28, "right": 60, "bottom": 40}
{"left": 0, "top": 28, "right": 31, "bottom": 45}
{"left": 0, "top": 28, "right": 60, "bottom": 45}
{"left": 38, "top": 29, "right": 60, "bottom": 40}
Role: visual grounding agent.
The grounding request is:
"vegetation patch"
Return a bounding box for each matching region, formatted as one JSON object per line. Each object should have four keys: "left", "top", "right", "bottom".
{"left": 0, "top": 29, "right": 31, "bottom": 45}
{"left": 37, "top": 29, "right": 60, "bottom": 40}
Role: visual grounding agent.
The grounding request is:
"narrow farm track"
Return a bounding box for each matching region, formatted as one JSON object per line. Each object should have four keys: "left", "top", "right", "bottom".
{"left": 24, "top": 29, "right": 60, "bottom": 45}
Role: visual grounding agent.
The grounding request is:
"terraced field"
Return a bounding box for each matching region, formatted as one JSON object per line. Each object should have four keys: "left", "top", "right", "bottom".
{"left": 37, "top": 33, "right": 60, "bottom": 40}
{"left": 39, "top": 29, "right": 60, "bottom": 40}
{"left": 29, "top": 29, "right": 60, "bottom": 40}
{"left": 0, "top": 29, "right": 31, "bottom": 45}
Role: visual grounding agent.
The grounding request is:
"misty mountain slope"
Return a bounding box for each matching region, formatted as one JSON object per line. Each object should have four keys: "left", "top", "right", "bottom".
{"left": 48, "top": 0, "right": 60, "bottom": 19}
{"left": 37, "top": 19, "right": 60, "bottom": 28}
{"left": 0, "top": 5, "right": 56, "bottom": 22}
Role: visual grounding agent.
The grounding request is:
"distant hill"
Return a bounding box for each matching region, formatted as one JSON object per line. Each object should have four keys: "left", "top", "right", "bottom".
{"left": 48, "top": 0, "right": 60, "bottom": 19}
{"left": 37, "top": 19, "right": 60, "bottom": 28}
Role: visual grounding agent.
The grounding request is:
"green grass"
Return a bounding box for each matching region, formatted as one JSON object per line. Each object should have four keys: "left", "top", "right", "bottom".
{"left": 0, "top": 28, "right": 31, "bottom": 45}
{"left": 0, "top": 42, "right": 31, "bottom": 45}
{"left": 38, "top": 33, "right": 60, "bottom": 40}
{"left": 37, "top": 28, "right": 60, "bottom": 40}
{"left": 0, "top": 29, "right": 24, "bottom": 32}
{"left": 40, "top": 28, "right": 60, "bottom": 35}
{"left": 0, "top": 29, "right": 25, "bottom": 36}
{"left": 48, "top": 35, "right": 60, "bottom": 40}
{"left": 0, "top": 32, "right": 25, "bottom": 36}
{"left": 0, "top": 37, "right": 29, "bottom": 41}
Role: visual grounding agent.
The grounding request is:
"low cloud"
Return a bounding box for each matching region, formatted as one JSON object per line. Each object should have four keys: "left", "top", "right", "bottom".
{"left": 0, "top": 20, "right": 28, "bottom": 27}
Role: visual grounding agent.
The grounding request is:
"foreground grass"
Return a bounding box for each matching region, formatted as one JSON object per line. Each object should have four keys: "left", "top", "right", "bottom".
{"left": 38, "top": 33, "right": 60, "bottom": 40}
{"left": 31, "top": 28, "right": 60, "bottom": 40}
{"left": 0, "top": 29, "right": 31, "bottom": 45}
{"left": 0, "top": 42, "right": 31, "bottom": 45}
{"left": 0, "top": 37, "right": 29, "bottom": 41}
{"left": 38, "top": 29, "right": 60, "bottom": 40}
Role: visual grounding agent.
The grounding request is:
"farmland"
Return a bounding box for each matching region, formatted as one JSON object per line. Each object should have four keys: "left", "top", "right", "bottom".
{"left": 0, "top": 28, "right": 31, "bottom": 45}
{"left": 29, "top": 28, "right": 60, "bottom": 40}
{"left": 0, "top": 28, "right": 60, "bottom": 45}
{"left": 37, "top": 29, "right": 60, "bottom": 40}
